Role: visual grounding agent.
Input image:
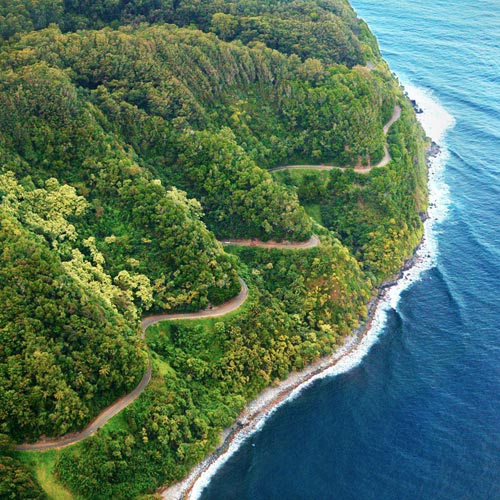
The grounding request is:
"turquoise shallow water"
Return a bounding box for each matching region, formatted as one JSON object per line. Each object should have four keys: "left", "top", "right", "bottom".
{"left": 199, "top": 1, "right": 500, "bottom": 498}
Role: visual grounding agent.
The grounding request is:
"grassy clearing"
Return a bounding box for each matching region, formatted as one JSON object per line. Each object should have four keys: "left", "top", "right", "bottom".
{"left": 101, "top": 406, "right": 130, "bottom": 433}
{"left": 145, "top": 287, "right": 253, "bottom": 366}
{"left": 304, "top": 203, "right": 323, "bottom": 225}
{"left": 17, "top": 449, "right": 79, "bottom": 500}
{"left": 145, "top": 287, "right": 252, "bottom": 341}
{"left": 15, "top": 286, "right": 251, "bottom": 499}
{"left": 147, "top": 319, "right": 222, "bottom": 362}
{"left": 272, "top": 169, "right": 328, "bottom": 226}
{"left": 151, "top": 353, "right": 176, "bottom": 378}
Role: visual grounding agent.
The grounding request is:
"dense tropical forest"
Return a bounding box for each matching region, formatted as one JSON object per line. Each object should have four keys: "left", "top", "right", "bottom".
{"left": 0, "top": 0, "right": 428, "bottom": 497}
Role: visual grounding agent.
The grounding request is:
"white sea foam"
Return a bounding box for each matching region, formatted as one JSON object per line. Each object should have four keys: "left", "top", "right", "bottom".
{"left": 164, "top": 84, "right": 455, "bottom": 500}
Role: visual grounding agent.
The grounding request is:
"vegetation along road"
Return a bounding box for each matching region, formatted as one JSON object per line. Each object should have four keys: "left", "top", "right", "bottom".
{"left": 15, "top": 233, "right": 320, "bottom": 451}
{"left": 15, "top": 279, "right": 249, "bottom": 451}
{"left": 13, "top": 103, "right": 397, "bottom": 452}
{"left": 270, "top": 104, "right": 401, "bottom": 174}
{"left": 221, "top": 234, "right": 320, "bottom": 249}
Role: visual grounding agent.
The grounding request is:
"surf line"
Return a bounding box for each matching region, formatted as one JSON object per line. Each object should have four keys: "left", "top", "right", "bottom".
{"left": 162, "top": 241, "right": 430, "bottom": 500}
{"left": 162, "top": 283, "right": 394, "bottom": 500}
{"left": 163, "top": 89, "right": 453, "bottom": 500}
{"left": 164, "top": 230, "right": 434, "bottom": 500}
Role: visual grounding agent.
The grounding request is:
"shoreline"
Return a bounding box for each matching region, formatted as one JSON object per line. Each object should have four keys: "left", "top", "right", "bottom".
{"left": 160, "top": 258, "right": 418, "bottom": 500}
{"left": 161, "top": 102, "right": 444, "bottom": 500}
{"left": 160, "top": 77, "right": 456, "bottom": 497}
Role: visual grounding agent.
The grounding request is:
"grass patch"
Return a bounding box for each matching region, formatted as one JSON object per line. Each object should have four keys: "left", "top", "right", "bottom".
{"left": 272, "top": 169, "right": 330, "bottom": 224}
{"left": 145, "top": 286, "right": 253, "bottom": 365}
{"left": 152, "top": 353, "right": 176, "bottom": 378}
{"left": 145, "top": 285, "right": 252, "bottom": 342}
{"left": 271, "top": 167, "right": 331, "bottom": 186}
{"left": 16, "top": 449, "right": 80, "bottom": 500}
{"left": 101, "top": 407, "right": 130, "bottom": 433}
{"left": 304, "top": 203, "right": 323, "bottom": 225}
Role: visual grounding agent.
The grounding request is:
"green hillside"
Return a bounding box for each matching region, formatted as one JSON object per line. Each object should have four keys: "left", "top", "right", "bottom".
{"left": 0, "top": 0, "right": 427, "bottom": 497}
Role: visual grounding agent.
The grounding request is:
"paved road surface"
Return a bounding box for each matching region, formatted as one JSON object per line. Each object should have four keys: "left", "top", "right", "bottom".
{"left": 221, "top": 234, "right": 320, "bottom": 249}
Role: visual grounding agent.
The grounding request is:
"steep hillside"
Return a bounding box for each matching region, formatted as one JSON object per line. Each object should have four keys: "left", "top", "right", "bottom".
{"left": 0, "top": 0, "right": 428, "bottom": 497}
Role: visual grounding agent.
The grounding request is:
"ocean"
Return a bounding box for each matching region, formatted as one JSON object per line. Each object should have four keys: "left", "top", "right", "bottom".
{"left": 197, "top": 1, "right": 500, "bottom": 498}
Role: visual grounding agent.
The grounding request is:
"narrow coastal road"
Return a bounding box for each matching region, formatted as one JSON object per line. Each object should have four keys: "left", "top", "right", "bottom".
{"left": 15, "top": 230, "right": 319, "bottom": 452}
{"left": 14, "top": 199, "right": 320, "bottom": 450}
{"left": 141, "top": 279, "right": 249, "bottom": 328}
{"left": 221, "top": 234, "right": 320, "bottom": 249}
{"left": 15, "top": 362, "right": 154, "bottom": 452}
{"left": 15, "top": 279, "right": 249, "bottom": 451}
{"left": 383, "top": 103, "right": 402, "bottom": 134}
{"left": 271, "top": 104, "right": 401, "bottom": 174}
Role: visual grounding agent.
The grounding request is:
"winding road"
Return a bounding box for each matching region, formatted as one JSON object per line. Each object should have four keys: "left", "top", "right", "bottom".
{"left": 14, "top": 110, "right": 397, "bottom": 452}
{"left": 221, "top": 234, "right": 320, "bottom": 249}
{"left": 15, "top": 363, "right": 154, "bottom": 452}
{"left": 141, "top": 279, "right": 249, "bottom": 329}
{"left": 15, "top": 234, "right": 319, "bottom": 451}
{"left": 15, "top": 279, "right": 249, "bottom": 451}
{"left": 270, "top": 104, "right": 401, "bottom": 174}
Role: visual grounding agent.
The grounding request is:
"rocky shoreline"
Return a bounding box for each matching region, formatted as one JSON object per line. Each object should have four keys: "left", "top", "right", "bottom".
{"left": 161, "top": 247, "right": 421, "bottom": 500}
{"left": 161, "top": 302, "right": 378, "bottom": 499}
{"left": 160, "top": 95, "right": 437, "bottom": 500}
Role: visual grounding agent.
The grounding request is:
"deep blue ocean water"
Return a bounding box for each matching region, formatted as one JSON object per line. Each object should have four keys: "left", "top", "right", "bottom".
{"left": 198, "top": 1, "right": 500, "bottom": 498}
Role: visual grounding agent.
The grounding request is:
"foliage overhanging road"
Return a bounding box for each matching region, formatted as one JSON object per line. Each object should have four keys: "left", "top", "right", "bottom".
{"left": 15, "top": 102, "right": 398, "bottom": 451}
{"left": 221, "top": 234, "right": 320, "bottom": 249}
{"left": 15, "top": 279, "right": 249, "bottom": 451}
